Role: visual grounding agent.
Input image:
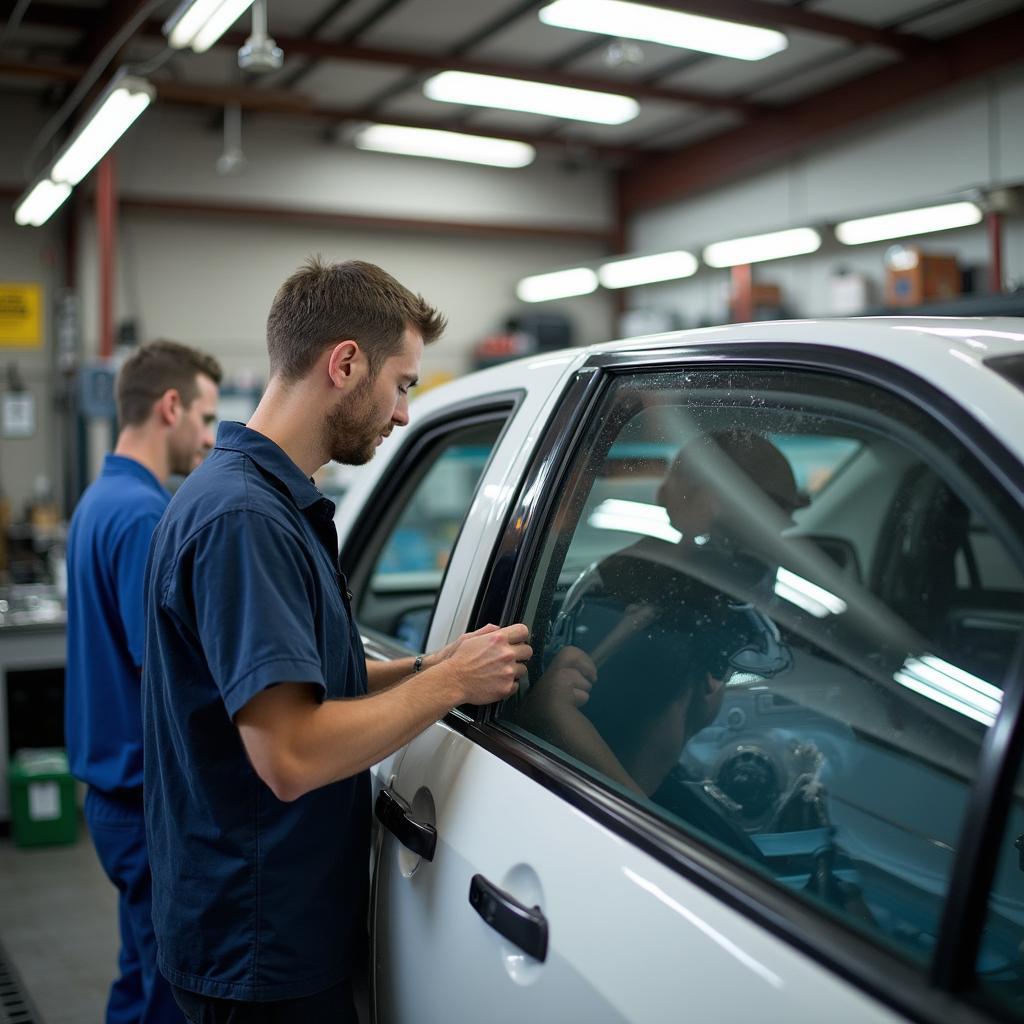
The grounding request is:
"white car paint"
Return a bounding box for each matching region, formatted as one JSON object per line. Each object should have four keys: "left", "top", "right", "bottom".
{"left": 333, "top": 318, "right": 1024, "bottom": 1024}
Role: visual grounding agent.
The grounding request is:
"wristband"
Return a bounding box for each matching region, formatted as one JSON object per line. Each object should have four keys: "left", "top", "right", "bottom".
{"left": 413, "top": 654, "right": 424, "bottom": 673}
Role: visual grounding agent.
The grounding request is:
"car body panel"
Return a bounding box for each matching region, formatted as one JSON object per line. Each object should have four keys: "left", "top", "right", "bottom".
{"left": 332, "top": 318, "right": 1024, "bottom": 1024}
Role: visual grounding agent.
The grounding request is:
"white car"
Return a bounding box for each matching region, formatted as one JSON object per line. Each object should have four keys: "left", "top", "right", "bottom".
{"left": 334, "top": 318, "right": 1024, "bottom": 1024}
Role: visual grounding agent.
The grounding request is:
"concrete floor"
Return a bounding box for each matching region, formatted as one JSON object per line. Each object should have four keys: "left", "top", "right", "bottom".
{"left": 0, "top": 821, "right": 115, "bottom": 1024}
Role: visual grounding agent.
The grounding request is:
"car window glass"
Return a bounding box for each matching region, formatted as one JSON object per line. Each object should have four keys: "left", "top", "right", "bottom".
{"left": 352, "top": 419, "right": 503, "bottom": 651}
{"left": 977, "top": 754, "right": 1024, "bottom": 1015}
{"left": 499, "top": 366, "right": 1024, "bottom": 974}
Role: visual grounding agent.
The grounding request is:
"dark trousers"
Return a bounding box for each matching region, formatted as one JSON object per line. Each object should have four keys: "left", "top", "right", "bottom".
{"left": 84, "top": 787, "right": 184, "bottom": 1024}
{"left": 170, "top": 980, "right": 358, "bottom": 1024}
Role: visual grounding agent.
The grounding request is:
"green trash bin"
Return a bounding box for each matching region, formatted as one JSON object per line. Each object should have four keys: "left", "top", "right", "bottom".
{"left": 8, "top": 748, "right": 78, "bottom": 848}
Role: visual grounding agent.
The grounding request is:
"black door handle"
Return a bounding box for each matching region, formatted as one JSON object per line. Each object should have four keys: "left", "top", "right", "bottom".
{"left": 374, "top": 787, "right": 436, "bottom": 862}
{"left": 469, "top": 874, "right": 548, "bottom": 962}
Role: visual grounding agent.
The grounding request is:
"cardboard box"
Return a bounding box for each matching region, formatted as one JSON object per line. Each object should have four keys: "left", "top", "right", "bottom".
{"left": 886, "top": 248, "right": 961, "bottom": 307}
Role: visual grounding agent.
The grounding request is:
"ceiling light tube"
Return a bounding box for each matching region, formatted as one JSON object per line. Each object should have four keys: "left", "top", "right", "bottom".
{"left": 539, "top": 0, "right": 787, "bottom": 61}
{"left": 703, "top": 227, "right": 821, "bottom": 268}
{"left": 51, "top": 74, "right": 154, "bottom": 186}
{"left": 14, "top": 179, "right": 72, "bottom": 227}
{"left": 164, "top": 0, "right": 255, "bottom": 52}
{"left": 599, "top": 250, "right": 698, "bottom": 288}
{"left": 835, "top": 201, "right": 983, "bottom": 246}
{"left": 424, "top": 71, "right": 638, "bottom": 125}
{"left": 353, "top": 124, "right": 535, "bottom": 168}
{"left": 517, "top": 267, "right": 598, "bottom": 303}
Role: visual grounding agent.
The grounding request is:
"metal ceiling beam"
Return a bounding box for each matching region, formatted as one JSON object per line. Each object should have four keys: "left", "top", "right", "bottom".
{"left": 214, "top": 30, "right": 765, "bottom": 114}
{"left": 0, "top": 56, "right": 635, "bottom": 158}
{"left": 7, "top": 5, "right": 765, "bottom": 114}
{"left": 643, "top": 0, "right": 930, "bottom": 54}
{"left": 621, "top": 10, "right": 1024, "bottom": 214}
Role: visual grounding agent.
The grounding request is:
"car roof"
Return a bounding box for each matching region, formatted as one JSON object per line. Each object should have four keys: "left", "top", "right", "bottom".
{"left": 410, "top": 317, "right": 1024, "bottom": 465}
{"left": 587, "top": 316, "right": 1024, "bottom": 359}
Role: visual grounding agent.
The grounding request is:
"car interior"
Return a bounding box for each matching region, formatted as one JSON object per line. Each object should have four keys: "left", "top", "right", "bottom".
{"left": 502, "top": 368, "right": 1024, "bottom": 985}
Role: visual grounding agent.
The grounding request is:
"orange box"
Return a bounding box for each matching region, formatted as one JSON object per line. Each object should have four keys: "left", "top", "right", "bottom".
{"left": 886, "top": 248, "right": 961, "bottom": 307}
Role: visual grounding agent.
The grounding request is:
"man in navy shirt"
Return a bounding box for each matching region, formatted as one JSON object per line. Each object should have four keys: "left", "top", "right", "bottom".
{"left": 143, "top": 258, "right": 531, "bottom": 1022}
{"left": 65, "top": 340, "right": 221, "bottom": 1024}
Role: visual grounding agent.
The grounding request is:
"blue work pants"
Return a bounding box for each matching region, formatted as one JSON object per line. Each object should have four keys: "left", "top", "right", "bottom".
{"left": 84, "top": 787, "right": 183, "bottom": 1024}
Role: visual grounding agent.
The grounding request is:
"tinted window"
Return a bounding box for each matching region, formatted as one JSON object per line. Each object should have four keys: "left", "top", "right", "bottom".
{"left": 499, "top": 366, "right": 1024, "bottom": 973}
{"left": 351, "top": 419, "right": 503, "bottom": 651}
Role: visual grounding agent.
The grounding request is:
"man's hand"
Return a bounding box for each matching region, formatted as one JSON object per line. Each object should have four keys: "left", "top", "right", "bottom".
{"left": 440, "top": 623, "right": 532, "bottom": 706}
{"left": 516, "top": 646, "right": 597, "bottom": 737}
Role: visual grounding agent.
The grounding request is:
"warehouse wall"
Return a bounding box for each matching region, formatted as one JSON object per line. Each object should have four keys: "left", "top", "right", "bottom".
{"left": 626, "top": 67, "right": 1024, "bottom": 329}
{"left": 73, "top": 105, "right": 616, "bottom": 377}
{"left": 0, "top": 98, "right": 68, "bottom": 515}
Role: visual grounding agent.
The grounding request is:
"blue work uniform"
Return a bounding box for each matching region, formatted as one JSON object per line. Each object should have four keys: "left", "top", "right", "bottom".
{"left": 65, "top": 453, "right": 182, "bottom": 1024}
{"left": 142, "top": 422, "right": 370, "bottom": 1003}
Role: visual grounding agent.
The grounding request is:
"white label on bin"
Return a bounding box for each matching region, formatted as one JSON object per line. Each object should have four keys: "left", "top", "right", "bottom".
{"left": 28, "top": 781, "right": 60, "bottom": 821}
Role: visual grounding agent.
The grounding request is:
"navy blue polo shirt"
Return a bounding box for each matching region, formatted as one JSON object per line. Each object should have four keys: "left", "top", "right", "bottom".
{"left": 66, "top": 454, "right": 170, "bottom": 795}
{"left": 142, "top": 422, "right": 370, "bottom": 1002}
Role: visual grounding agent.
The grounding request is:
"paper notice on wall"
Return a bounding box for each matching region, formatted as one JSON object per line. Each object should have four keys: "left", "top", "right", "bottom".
{"left": 28, "top": 781, "right": 60, "bottom": 821}
{"left": 0, "top": 283, "right": 42, "bottom": 347}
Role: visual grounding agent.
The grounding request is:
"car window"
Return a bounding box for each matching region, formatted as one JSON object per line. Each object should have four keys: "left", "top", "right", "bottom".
{"left": 349, "top": 418, "right": 504, "bottom": 651}
{"left": 498, "top": 365, "right": 1024, "bottom": 976}
{"left": 978, "top": 757, "right": 1024, "bottom": 1015}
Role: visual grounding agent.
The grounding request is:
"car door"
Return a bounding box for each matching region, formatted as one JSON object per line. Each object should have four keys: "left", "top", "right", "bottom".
{"left": 371, "top": 346, "right": 1024, "bottom": 1024}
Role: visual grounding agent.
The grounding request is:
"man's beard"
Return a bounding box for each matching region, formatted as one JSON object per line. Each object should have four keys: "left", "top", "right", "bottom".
{"left": 324, "top": 376, "right": 387, "bottom": 466}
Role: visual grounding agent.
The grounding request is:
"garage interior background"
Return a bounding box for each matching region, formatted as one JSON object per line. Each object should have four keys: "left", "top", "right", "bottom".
{"left": 1, "top": 0, "right": 1023, "bottom": 520}
{"left": 0, "top": 1, "right": 1022, "bottom": 1020}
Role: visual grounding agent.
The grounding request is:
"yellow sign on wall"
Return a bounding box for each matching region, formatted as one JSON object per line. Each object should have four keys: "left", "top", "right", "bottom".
{"left": 0, "top": 283, "right": 43, "bottom": 347}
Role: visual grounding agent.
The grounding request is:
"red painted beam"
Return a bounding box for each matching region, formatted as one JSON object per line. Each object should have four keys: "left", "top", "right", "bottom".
{"left": 622, "top": 10, "right": 1024, "bottom": 214}
{"left": 97, "top": 154, "right": 116, "bottom": 359}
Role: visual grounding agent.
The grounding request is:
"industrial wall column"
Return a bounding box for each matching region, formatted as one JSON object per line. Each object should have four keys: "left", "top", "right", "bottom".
{"left": 987, "top": 211, "right": 1004, "bottom": 295}
{"left": 96, "top": 154, "right": 117, "bottom": 359}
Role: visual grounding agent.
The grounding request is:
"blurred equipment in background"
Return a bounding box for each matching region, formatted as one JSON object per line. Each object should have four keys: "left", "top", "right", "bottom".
{"left": 829, "top": 269, "right": 874, "bottom": 316}
{"left": 471, "top": 311, "right": 575, "bottom": 370}
{"left": 885, "top": 245, "right": 962, "bottom": 307}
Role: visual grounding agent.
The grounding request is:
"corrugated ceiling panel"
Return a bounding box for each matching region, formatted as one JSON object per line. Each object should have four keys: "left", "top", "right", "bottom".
{"left": 658, "top": 29, "right": 850, "bottom": 97}
{"left": 751, "top": 47, "right": 898, "bottom": 104}
{"left": 358, "top": 0, "right": 529, "bottom": 52}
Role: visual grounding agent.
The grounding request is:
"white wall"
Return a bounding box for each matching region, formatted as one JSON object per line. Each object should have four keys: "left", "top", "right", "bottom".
{"left": 0, "top": 95, "right": 69, "bottom": 513}
{"left": 4, "top": 93, "right": 616, "bottom": 502}
{"left": 75, "top": 209, "right": 616, "bottom": 382}
{"left": 627, "top": 67, "right": 1024, "bottom": 328}
{"left": 68, "top": 105, "right": 616, "bottom": 377}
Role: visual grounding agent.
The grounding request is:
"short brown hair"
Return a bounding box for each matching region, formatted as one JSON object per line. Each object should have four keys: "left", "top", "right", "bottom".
{"left": 266, "top": 257, "right": 446, "bottom": 382}
{"left": 116, "top": 340, "right": 223, "bottom": 428}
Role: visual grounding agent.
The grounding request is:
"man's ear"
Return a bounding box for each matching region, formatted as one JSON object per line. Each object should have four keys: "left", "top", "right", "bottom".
{"left": 327, "top": 340, "right": 361, "bottom": 389}
{"left": 155, "top": 388, "right": 181, "bottom": 427}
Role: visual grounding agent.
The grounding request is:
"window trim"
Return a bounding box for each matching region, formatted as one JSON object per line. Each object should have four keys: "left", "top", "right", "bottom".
{"left": 472, "top": 342, "right": 1024, "bottom": 1024}
{"left": 340, "top": 391, "right": 522, "bottom": 652}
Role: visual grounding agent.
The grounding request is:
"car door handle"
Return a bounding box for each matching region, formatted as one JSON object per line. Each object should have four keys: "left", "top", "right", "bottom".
{"left": 468, "top": 874, "right": 549, "bottom": 963}
{"left": 374, "top": 787, "right": 436, "bottom": 862}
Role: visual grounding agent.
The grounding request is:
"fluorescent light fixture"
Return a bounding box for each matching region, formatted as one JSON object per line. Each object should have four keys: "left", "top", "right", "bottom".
{"left": 835, "top": 201, "right": 983, "bottom": 246}
{"left": 894, "top": 654, "right": 1001, "bottom": 728}
{"left": 599, "top": 251, "right": 698, "bottom": 289}
{"left": 424, "top": 71, "right": 639, "bottom": 125}
{"left": 703, "top": 227, "right": 821, "bottom": 268}
{"left": 539, "top": 0, "right": 787, "bottom": 61}
{"left": 14, "top": 179, "right": 72, "bottom": 227}
{"left": 353, "top": 124, "right": 535, "bottom": 168}
{"left": 51, "top": 75, "right": 154, "bottom": 186}
{"left": 164, "top": 0, "right": 255, "bottom": 53}
{"left": 773, "top": 567, "right": 847, "bottom": 619}
{"left": 517, "top": 267, "right": 598, "bottom": 303}
{"left": 589, "top": 499, "right": 681, "bottom": 543}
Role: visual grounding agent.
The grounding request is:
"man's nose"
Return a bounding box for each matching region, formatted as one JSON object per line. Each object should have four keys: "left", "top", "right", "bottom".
{"left": 392, "top": 396, "right": 410, "bottom": 427}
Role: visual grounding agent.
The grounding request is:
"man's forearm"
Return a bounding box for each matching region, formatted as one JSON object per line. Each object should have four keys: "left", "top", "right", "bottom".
{"left": 365, "top": 650, "right": 441, "bottom": 693}
{"left": 243, "top": 666, "right": 463, "bottom": 801}
{"left": 365, "top": 656, "right": 415, "bottom": 692}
